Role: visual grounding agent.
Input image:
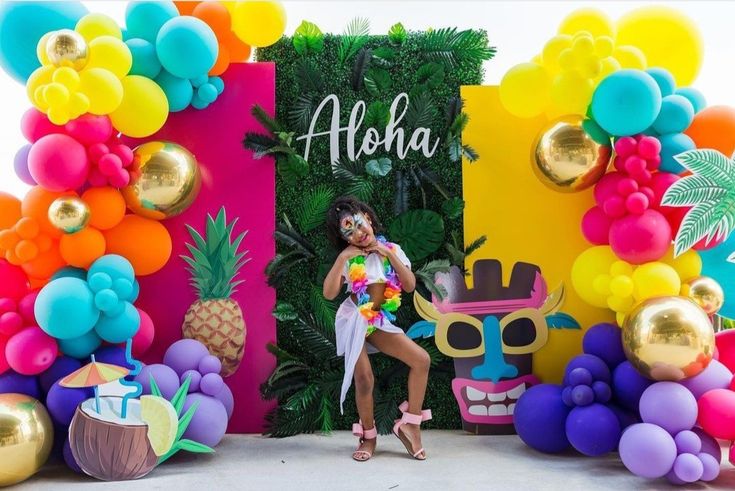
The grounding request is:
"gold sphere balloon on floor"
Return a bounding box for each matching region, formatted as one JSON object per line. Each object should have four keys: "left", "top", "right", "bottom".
{"left": 48, "top": 196, "right": 91, "bottom": 234}
{"left": 0, "top": 393, "right": 54, "bottom": 486}
{"left": 123, "top": 141, "right": 201, "bottom": 220}
{"left": 532, "top": 115, "right": 611, "bottom": 192}
{"left": 45, "top": 29, "right": 88, "bottom": 70}
{"left": 681, "top": 276, "right": 724, "bottom": 315}
{"left": 623, "top": 296, "right": 715, "bottom": 381}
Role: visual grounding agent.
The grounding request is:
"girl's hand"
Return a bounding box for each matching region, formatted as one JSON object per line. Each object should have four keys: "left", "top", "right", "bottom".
{"left": 340, "top": 245, "right": 365, "bottom": 261}
{"left": 364, "top": 241, "right": 392, "bottom": 257}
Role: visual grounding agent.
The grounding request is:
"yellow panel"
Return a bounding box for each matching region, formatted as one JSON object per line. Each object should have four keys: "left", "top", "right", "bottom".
{"left": 460, "top": 85, "right": 614, "bottom": 383}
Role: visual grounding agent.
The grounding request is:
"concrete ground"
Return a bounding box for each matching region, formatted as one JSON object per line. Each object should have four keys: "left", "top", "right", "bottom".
{"left": 20, "top": 432, "right": 735, "bottom": 490}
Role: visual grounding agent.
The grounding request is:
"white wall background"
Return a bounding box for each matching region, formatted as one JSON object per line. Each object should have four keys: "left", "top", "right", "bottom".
{"left": 1, "top": 1, "right": 733, "bottom": 197}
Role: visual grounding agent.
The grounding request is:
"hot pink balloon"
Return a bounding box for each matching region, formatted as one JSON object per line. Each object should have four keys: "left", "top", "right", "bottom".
{"left": 649, "top": 172, "right": 680, "bottom": 213}
{"left": 65, "top": 114, "right": 113, "bottom": 145}
{"left": 716, "top": 330, "right": 735, "bottom": 373}
{"left": 594, "top": 171, "right": 624, "bottom": 206}
{"left": 5, "top": 326, "right": 58, "bottom": 375}
{"left": 132, "top": 308, "right": 155, "bottom": 358}
{"left": 697, "top": 389, "right": 735, "bottom": 440}
{"left": 28, "top": 134, "right": 89, "bottom": 191}
{"left": 21, "top": 108, "right": 66, "bottom": 143}
{"left": 609, "top": 209, "right": 672, "bottom": 264}
{"left": 0, "top": 260, "right": 29, "bottom": 301}
{"left": 582, "top": 206, "right": 611, "bottom": 245}
{"left": 0, "top": 337, "right": 8, "bottom": 375}
{"left": 17, "top": 291, "right": 38, "bottom": 326}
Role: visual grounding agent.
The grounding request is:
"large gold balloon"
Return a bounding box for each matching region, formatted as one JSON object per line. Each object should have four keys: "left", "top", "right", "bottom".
{"left": 0, "top": 394, "right": 54, "bottom": 486}
{"left": 623, "top": 296, "right": 715, "bottom": 381}
{"left": 45, "top": 29, "right": 88, "bottom": 70}
{"left": 48, "top": 196, "right": 91, "bottom": 233}
{"left": 681, "top": 276, "right": 724, "bottom": 315}
{"left": 123, "top": 141, "right": 201, "bottom": 220}
{"left": 532, "top": 115, "right": 612, "bottom": 192}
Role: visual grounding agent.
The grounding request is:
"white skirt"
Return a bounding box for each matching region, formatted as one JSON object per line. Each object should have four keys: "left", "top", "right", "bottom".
{"left": 335, "top": 297, "right": 404, "bottom": 414}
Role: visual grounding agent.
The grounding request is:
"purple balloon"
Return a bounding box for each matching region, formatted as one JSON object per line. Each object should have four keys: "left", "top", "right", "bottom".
{"left": 39, "top": 356, "right": 82, "bottom": 394}
{"left": 181, "top": 369, "right": 202, "bottom": 393}
{"left": 565, "top": 403, "right": 621, "bottom": 456}
{"left": 692, "top": 427, "right": 721, "bottom": 462}
{"left": 698, "top": 453, "right": 720, "bottom": 482}
{"left": 639, "top": 382, "right": 697, "bottom": 435}
{"left": 673, "top": 453, "right": 704, "bottom": 483}
{"left": 14, "top": 144, "right": 36, "bottom": 185}
{"left": 609, "top": 403, "right": 639, "bottom": 430}
{"left": 63, "top": 438, "right": 83, "bottom": 473}
{"left": 46, "top": 381, "right": 93, "bottom": 426}
{"left": 613, "top": 361, "right": 653, "bottom": 412}
{"left": 182, "top": 393, "right": 228, "bottom": 447}
{"left": 198, "top": 355, "right": 222, "bottom": 375}
{"left": 135, "top": 363, "right": 180, "bottom": 400}
{"left": 592, "top": 381, "right": 612, "bottom": 403}
{"left": 513, "top": 384, "right": 572, "bottom": 453}
{"left": 163, "top": 339, "right": 210, "bottom": 376}
{"left": 572, "top": 385, "right": 594, "bottom": 406}
{"left": 93, "top": 346, "right": 128, "bottom": 367}
{"left": 564, "top": 354, "right": 611, "bottom": 385}
{"left": 214, "top": 383, "right": 234, "bottom": 419}
{"left": 620, "top": 423, "right": 677, "bottom": 478}
{"left": 680, "top": 359, "right": 732, "bottom": 399}
{"left": 665, "top": 468, "right": 688, "bottom": 485}
{"left": 0, "top": 371, "right": 40, "bottom": 399}
{"left": 200, "top": 373, "right": 223, "bottom": 396}
{"left": 568, "top": 368, "right": 593, "bottom": 387}
{"left": 561, "top": 385, "right": 574, "bottom": 407}
{"left": 583, "top": 323, "right": 626, "bottom": 369}
{"left": 674, "top": 430, "right": 701, "bottom": 455}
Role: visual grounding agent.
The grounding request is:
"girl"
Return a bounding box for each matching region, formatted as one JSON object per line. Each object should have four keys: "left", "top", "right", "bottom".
{"left": 323, "top": 196, "right": 432, "bottom": 462}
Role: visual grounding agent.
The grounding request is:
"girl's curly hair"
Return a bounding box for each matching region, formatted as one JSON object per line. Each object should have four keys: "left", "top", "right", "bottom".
{"left": 325, "top": 195, "right": 383, "bottom": 250}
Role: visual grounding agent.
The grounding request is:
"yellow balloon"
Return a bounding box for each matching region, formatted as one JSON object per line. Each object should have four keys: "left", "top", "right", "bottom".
{"left": 661, "top": 246, "right": 702, "bottom": 281}
{"left": 499, "top": 62, "right": 551, "bottom": 118}
{"left": 36, "top": 32, "right": 52, "bottom": 65}
{"left": 110, "top": 76, "right": 169, "bottom": 138}
{"left": 612, "top": 45, "right": 647, "bottom": 70}
{"left": 594, "top": 36, "right": 614, "bottom": 58}
{"left": 79, "top": 67, "right": 123, "bottom": 115}
{"left": 69, "top": 92, "right": 90, "bottom": 118}
{"left": 616, "top": 6, "right": 702, "bottom": 86}
{"left": 610, "top": 275, "right": 635, "bottom": 298}
{"left": 558, "top": 8, "right": 615, "bottom": 38}
{"left": 681, "top": 276, "right": 724, "bottom": 316}
{"left": 86, "top": 36, "right": 132, "bottom": 79}
{"left": 232, "top": 0, "right": 287, "bottom": 48}
{"left": 550, "top": 71, "right": 594, "bottom": 115}
{"left": 43, "top": 82, "right": 70, "bottom": 107}
{"left": 632, "top": 262, "right": 681, "bottom": 302}
{"left": 52, "top": 66, "right": 80, "bottom": 91}
{"left": 595, "top": 56, "right": 621, "bottom": 85}
{"left": 26, "top": 65, "right": 54, "bottom": 106}
{"left": 541, "top": 35, "right": 572, "bottom": 74}
{"left": 572, "top": 246, "right": 618, "bottom": 307}
{"left": 75, "top": 13, "right": 122, "bottom": 42}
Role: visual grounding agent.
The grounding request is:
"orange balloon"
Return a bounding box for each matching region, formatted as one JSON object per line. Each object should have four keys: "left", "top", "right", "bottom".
{"left": 15, "top": 217, "right": 39, "bottom": 240}
{"left": 60, "top": 228, "right": 106, "bottom": 268}
{"left": 15, "top": 240, "right": 38, "bottom": 262}
{"left": 225, "top": 32, "right": 251, "bottom": 62}
{"left": 209, "top": 44, "right": 230, "bottom": 75}
{"left": 685, "top": 105, "right": 735, "bottom": 157}
{"left": 22, "top": 245, "right": 64, "bottom": 280}
{"left": 30, "top": 277, "right": 48, "bottom": 289}
{"left": 82, "top": 187, "right": 126, "bottom": 230}
{"left": 103, "top": 215, "right": 172, "bottom": 276}
{"left": 21, "top": 186, "right": 75, "bottom": 238}
{"left": 193, "top": 1, "right": 231, "bottom": 36}
{"left": 174, "top": 1, "right": 199, "bottom": 15}
{"left": 0, "top": 192, "right": 21, "bottom": 230}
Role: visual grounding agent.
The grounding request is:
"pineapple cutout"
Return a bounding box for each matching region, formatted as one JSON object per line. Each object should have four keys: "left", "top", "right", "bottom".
{"left": 182, "top": 207, "right": 250, "bottom": 377}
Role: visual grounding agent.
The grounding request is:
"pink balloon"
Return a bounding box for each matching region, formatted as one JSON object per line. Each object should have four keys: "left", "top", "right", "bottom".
{"left": 609, "top": 209, "right": 672, "bottom": 264}
{"left": 28, "top": 134, "right": 89, "bottom": 191}
{"left": 730, "top": 441, "right": 735, "bottom": 467}
{"left": 0, "top": 260, "right": 29, "bottom": 301}
{"left": 614, "top": 136, "right": 638, "bottom": 159}
{"left": 21, "top": 108, "right": 66, "bottom": 143}
{"left": 65, "top": 114, "right": 113, "bottom": 146}
{"left": 638, "top": 136, "right": 662, "bottom": 160}
{"left": 594, "top": 172, "right": 624, "bottom": 206}
{"left": 0, "top": 312, "right": 23, "bottom": 337}
{"left": 6, "top": 326, "right": 58, "bottom": 375}
{"left": 0, "top": 337, "right": 8, "bottom": 375}
{"left": 649, "top": 172, "right": 680, "bottom": 213}
{"left": 581, "top": 206, "right": 611, "bottom": 245}
{"left": 625, "top": 192, "right": 649, "bottom": 215}
{"left": 132, "top": 308, "right": 154, "bottom": 358}
{"left": 716, "top": 330, "right": 735, "bottom": 373}
{"left": 109, "top": 143, "right": 134, "bottom": 167}
{"left": 697, "top": 389, "right": 735, "bottom": 440}
{"left": 17, "top": 291, "right": 38, "bottom": 326}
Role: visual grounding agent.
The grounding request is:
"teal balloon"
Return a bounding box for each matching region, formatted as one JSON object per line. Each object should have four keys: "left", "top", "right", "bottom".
{"left": 591, "top": 70, "right": 662, "bottom": 137}
{"left": 51, "top": 266, "right": 87, "bottom": 281}
{"left": 35, "top": 277, "right": 99, "bottom": 340}
{"left": 89, "top": 255, "right": 135, "bottom": 285}
{"left": 58, "top": 330, "right": 102, "bottom": 359}
{"left": 0, "top": 1, "right": 87, "bottom": 83}
{"left": 197, "top": 83, "right": 218, "bottom": 104}
{"left": 191, "top": 94, "right": 209, "bottom": 110}
{"left": 659, "top": 133, "right": 696, "bottom": 174}
{"left": 676, "top": 87, "right": 707, "bottom": 114}
{"left": 700, "top": 233, "right": 735, "bottom": 319}
{"left": 94, "top": 302, "right": 140, "bottom": 344}
{"left": 126, "top": 38, "right": 162, "bottom": 79}
{"left": 653, "top": 95, "right": 694, "bottom": 135}
{"left": 209, "top": 76, "right": 224, "bottom": 95}
{"left": 155, "top": 70, "right": 193, "bottom": 112}
{"left": 156, "top": 17, "right": 218, "bottom": 79}
{"left": 131, "top": 279, "right": 140, "bottom": 303}
{"left": 125, "top": 1, "right": 178, "bottom": 44}
{"left": 646, "top": 68, "right": 676, "bottom": 97}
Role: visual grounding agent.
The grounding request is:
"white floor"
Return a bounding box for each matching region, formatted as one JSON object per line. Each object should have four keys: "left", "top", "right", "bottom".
{"left": 20, "top": 432, "right": 735, "bottom": 490}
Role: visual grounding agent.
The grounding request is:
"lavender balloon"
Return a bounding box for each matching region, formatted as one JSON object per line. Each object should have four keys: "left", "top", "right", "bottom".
{"left": 680, "top": 359, "right": 732, "bottom": 399}
{"left": 14, "top": 144, "right": 36, "bottom": 185}
{"left": 215, "top": 383, "right": 234, "bottom": 419}
{"left": 620, "top": 423, "right": 677, "bottom": 478}
{"left": 672, "top": 453, "right": 703, "bottom": 483}
{"left": 181, "top": 369, "right": 202, "bottom": 393}
{"left": 163, "top": 339, "right": 210, "bottom": 376}
{"left": 698, "top": 453, "right": 720, "bottom": 482}
{"left": 582, "top": 323, "right": 626, "bottom": 369}
{"left": 613, "top": 361, "right": 652, "bottom": 412}
{"left": 565, "top": 403, "right": 621, "bottom": 456}
{"left": 639, "top": 382, "right": 697, "bottom": 435}
{"left": 200, "top": 373, "right": 224, "bottom": 396}
{"left": 39, "top": 356, "right": 81, "bottom": 394}
{"left": 692, "top": 427, "right": 721, "bottom": 462}
{"left": 182, "top": 393, "right": 228, "bottom": 447}
{"left": 674, "top": 430, "right": 701, "bottom": 455}
{"left": 135, "top": 363, "right": 180, "bottom": 400}
{"left": 198, "top": 355, "right": 222, "bottom": 375}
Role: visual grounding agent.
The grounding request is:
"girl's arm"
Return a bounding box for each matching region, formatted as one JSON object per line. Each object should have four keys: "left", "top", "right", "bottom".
{"left": 323, "top": 246, "right": 364, "bottom": 300}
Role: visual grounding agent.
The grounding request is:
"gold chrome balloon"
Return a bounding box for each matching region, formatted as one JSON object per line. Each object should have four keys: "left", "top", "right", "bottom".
{"left": 0, "top": 394, "right": 54, "bottom": 486}
{"left": 681, "top": 276, "right": 725, "bottom": 315}
{"left": 123, "top": 141, "right": 201, "bottom": 220}
{"left": 45, "top": 29, "right": 88, "bottom": 70}
{"left": 48, "top": 196, "right": 91, "bottom": 233}
{"left": 532, "top": 115, "right": 612, "bottom": 193}
{"left": 623, "top": 296, "right": 715, "bottom": 381}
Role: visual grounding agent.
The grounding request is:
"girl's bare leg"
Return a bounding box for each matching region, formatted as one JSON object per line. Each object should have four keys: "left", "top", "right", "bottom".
{"left": 353, "top": 344, "right": 376, "bottom": 459}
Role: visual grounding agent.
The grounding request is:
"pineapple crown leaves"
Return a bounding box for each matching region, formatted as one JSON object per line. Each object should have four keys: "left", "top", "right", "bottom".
{"left": 663, "top": 149, "right": 735, "bottom": 256}
{"left": 181, "top": 207, "right": 250, "bottom": 300}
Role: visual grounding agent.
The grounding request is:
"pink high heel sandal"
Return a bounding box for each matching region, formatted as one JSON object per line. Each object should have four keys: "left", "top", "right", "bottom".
{"left": 352, "top": 420, "right": 377, "bottom": 461}
{"left": 392, "top": 401, "right": 432, "bottom": 460}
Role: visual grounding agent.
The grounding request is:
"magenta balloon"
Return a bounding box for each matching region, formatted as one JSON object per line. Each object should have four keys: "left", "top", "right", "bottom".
{"left": 64, "top": 114, "right": 113, "bottom": 145}
{"left": 680, "top": 359, "right": 732, "bottom": 399}
{"left": 581, "top": 206, "right": 612, "bottom": 245}
{"left": 5, "top": 326, "right": 58, "bottom": 375}
{"left": 609, "top": 209, "right": 672, "bottom": 264}
{"left": 20, "top": 108, "right": 65, "bottom": 143}
{"left": 28, "top": 134, "right": 89, "bottom": 191}
{"left": 620, "top": 423, "right": 677, "bottom": 478}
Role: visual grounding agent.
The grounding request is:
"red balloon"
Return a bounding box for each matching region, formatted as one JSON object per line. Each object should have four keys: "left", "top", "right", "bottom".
{"left": 0, "top": 259, "right": 29, "bottom": 301}
{"left": 697, "top": 389, "right": 735, "bottom": 440}
{"left": 716, "top": 330, "right": 735, "bottom": 373}
{"left": 28, "top": 134, "right": 90, "bottom": 192}
{"left": 0, "top": 337, "right": 8, "bottom": 375}
{"left": 20, "top": 108, "right": 66, "bottom": 143}
{"left": 609, "top": 209, "right": 672, "bottom": 264}
{"left": 5, "top": 326, "right": 58, "bottom": 375}
{"left": 65, "top": 114, "right": 113, "bottom": 146}
{"left": 132, "top": 307, "right": 154, "bottom": 358}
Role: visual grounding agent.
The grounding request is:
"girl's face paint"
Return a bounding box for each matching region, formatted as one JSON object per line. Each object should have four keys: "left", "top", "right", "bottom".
{"left": 340, "top": 213, "right": 374, "bottom": 246}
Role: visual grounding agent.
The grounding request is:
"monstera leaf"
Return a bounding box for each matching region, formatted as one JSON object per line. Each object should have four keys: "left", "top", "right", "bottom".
{"left": 388, "top": 210, "right": 445, "bottom": 261}
{"left": 293, "top": 21, "right": 324, "bottom": 55}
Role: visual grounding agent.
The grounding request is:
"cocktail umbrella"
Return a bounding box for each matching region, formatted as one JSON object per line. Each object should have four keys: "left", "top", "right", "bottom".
{"left": 60, "top": 355, "right": 130, "bottom": 414}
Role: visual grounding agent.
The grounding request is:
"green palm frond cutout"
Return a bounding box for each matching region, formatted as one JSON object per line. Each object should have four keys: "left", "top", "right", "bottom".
{"left": 420, "top": 28, "right": 495, "bottom": 68}
{"left": 296, "top": 185, "right": 335, "bottom": 233}
{"left": 338, "top": 17, "right": 370, "bottom": 64}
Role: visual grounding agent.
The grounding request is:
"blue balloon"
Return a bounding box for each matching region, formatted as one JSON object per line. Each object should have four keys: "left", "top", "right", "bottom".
{"left": 156, "top": 16, "right": 218, "bottom": 79}
{"left": 653, "top": 95, "right": 695, "bottom": 135}
{"left": 563, "top": 354, "right": 611, "bottom": 385}
{"left": 57, "top": 330, "right": 102, "bottom": 359}
{"left": 646, "top": 68, "right": 676, "bottom": 97}
{"left": 659, "top": 132, "right": 696, "bottom": 173}
{"left": 591, "top": 69, "right": 662, "bottom": 137}
{"left": 126, "top": 1, "right": 178, "bottom": 44}
{"left": 700, "top": 232, "right": 735, "bottom": 319}
{"left": 513, "top": 384, "right": 572, "bottom": 453}
{"left": 46, "top": 381, "right": 93, "bottom": 426}
{"left": 209, "top": 76, "right": 224, "bottom": 95}
{"left": 126, "top": 38, "right": 162, "bottom": 79}
{"left": 676, "top": 87, "right": 707, "bottom": 113}
{"left": 0, "top": 1, "right": 87, "bottom": 83}
{"left": 565, "top": 403, "right": 621, "bottom": 456}
{"left": 93, "top": 346, "right": 128, "bottom": 367}
{"left": 51, "top": 266, "right": 87, "bottom": 281}
{"left": 155, "top": 70, "right": 194, "bottom": 112}
{"left": 613, "top": 361, "right": 652, "bottom": 412}
{"left": 39, "top": 356, "right": 82, "bottom": 394}
{"left": 35, "top": 277, "right": 99, "bottom": 340}
{"left": 94, "top": 302, "right": 140, "bottom": 343}
{"left": 582, "top": 323, "right": 626, "bottom": 369}
{"left": 88, "top": 255, "right": 136, "bottom": 284}
{"left": 0, "top": 371, "right": 40, "bottom": 399}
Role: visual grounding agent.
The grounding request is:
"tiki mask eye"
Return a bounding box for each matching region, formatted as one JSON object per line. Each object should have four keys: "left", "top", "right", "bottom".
{"left": 447, "top": 321, "right": 482, "bottom": 350}
{"left": 502, "top": 317, "right": 537, "bottom": 347}
{"left": 435, "top": 313, "right": 485, "bottom": 358}
{"left": 499, "top": 308, "right": 549, "bottom": 355}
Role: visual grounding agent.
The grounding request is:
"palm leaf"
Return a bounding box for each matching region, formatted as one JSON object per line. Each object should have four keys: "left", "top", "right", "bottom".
{"left": 318, "top": 394, "right": 333, "bottom": 434}
{"left": 295, "top": 58, "right": 325, "bottom": 94}
{"left": 275, "top": 216, "right": 316, "bottom": 256}
{"left": 394, "top": 170, "right": 410, "bottom": 215}
{"left": 415, "top": 259, "right": 451, "bottom": 300}
{"left": 250, "top": 104, "right": 283, "bottom": 133}
{"left": 309, "top": 285, "right": 337, "bottom": 330}
{"left": 462, "top": 144, "right": 479, "bottom": 163}
{"left": 441, "top": 197, "right": 465, "bottom": 219}
{"left": 416, "top": 166, "right": 449, "bottom": 199}
{"left": 674, "top": 149, "right": 735, "bottom": 185}
{"left": 420, "top": 28, "right": 495, "bottom": 68}
{"left": 662, "top": 175, "right": 726, "bottom": 207}
{"left": 373, "top": 395, "right": 398, "bottom": 434}
{"left": 296, "top": 185, "right": 335, "bottom": 233}
{"left": 338, "top": 17, "right": 370, "bottom": 64}
{"left": 288, "top": 93, "right": 317, "bottom": 133}
{"left": 348, "top": 177, "right": 374, "bottom": 201}
{"left": 405, "top": 91, "right": 438, "bottom": 129}
{"left": 351, "top": 47, "right": 372, "bottom": 91}
{"left": 242, "top": 133, "right": 280, "bottom": 158}
{"left": 464, "top": 235, "right": 487, "bottom": 256}
{"left": 674, "top": 202, "right": 721, "bottom": 256}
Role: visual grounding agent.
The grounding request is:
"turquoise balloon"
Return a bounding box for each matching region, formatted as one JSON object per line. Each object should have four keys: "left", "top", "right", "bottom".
{"left": 126, "top": 38, "right": 162, "bottom": 79}
{"left": 197, "top": 83, "right": 218, "bottom": 104}
{"left": 125, "top": 1, "right": 178, "bottom": 44}
{"left": 155, "top": 70, "right": 193, "bottom": 112}
{"left": 676, "top": 87, "right": 707, "bottom": 114}
{"left": 653, "top": 95, "right": 694, "bottom": 135}
{"left": 89, "top": 255, "right": 135, "bottom": 284}
{"left": 35, "top": 277, "right": 99, "bottom": 340}
{"left": 156, "top": 16, "right": 218, "bottom": 79}
{"left": 131, "top": 279, "right": 140, "bottom": 303}
{"left": 700, "top": 233, "right": 735, "bottom": 319}
{"left": 646, "top": 68, "right": 676, "bottom": 97}
{"left": 58, "top": 330, "right": 102, "bottom": 359}
{"left": 94, "top": 302, "right": 141, "bottom": 344}
{"left": 659, "top": 133, "right": 696, "bottom": 174}
{"left": 209, "top": 76, "right": 224, "bottom": 95}
{"left": 591, "top": 70, "right": 662, "bottom": 137}
{"left": 191, "top": 94, "right": 209, "bottom": 110}
{"left": 51, "top": 266, "right": 87, "bottom": 281}
{"left": 0, "top": 1, "right": 87, "bottom": 83}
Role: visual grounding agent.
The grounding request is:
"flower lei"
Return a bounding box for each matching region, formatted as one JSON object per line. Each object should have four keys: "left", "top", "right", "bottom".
{"left": 347, "top": 236, "right": 402, "bottom": 336}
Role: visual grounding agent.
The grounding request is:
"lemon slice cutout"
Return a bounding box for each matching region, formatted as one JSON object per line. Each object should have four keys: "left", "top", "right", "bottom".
{"left": 140, "top": 395, "right": 178, "bottom": 456}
